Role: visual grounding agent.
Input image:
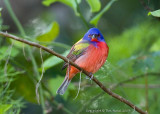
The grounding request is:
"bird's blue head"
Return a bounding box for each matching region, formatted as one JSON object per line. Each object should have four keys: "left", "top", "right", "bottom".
{"left": 83, "top": 28, "right": 105, "bottom": 42}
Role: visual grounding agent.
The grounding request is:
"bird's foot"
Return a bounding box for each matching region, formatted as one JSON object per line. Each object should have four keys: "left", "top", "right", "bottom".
{"left": 85, "top": 73, "right": 94, "bottom": 80}
{"left": 89, "top": 73, "right": 94, "bottom": 80}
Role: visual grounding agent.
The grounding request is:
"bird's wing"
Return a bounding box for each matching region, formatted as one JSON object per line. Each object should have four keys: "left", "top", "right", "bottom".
{"left": 62, "top": 39, "right": 90, "bottom": 70}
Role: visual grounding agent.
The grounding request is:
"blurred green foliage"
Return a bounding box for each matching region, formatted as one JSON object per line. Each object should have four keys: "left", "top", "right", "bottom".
{"left": 42, "top": 0, "right": 82, "bottom": 16}
{"left": 0, "top": 0, "right": 160, "bottom": 114}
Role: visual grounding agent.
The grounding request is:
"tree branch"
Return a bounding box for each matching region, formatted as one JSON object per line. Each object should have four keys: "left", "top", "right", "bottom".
{"left": 0, "top": 31, "right": 147, "bottom": 114}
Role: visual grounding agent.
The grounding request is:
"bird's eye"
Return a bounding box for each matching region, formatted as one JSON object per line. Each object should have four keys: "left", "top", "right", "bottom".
{"left": 88, "top": 34, "right": 92, "bottom": 38}
{"left": 98, "top": 34, "right": 100, "bottom": 37}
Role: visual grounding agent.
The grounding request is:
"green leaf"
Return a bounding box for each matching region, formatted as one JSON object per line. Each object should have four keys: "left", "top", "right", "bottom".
{"left": 0, "top": 104, "right": 12, "bottom": 114}
{"left": 42, "top": 0, "right": 81, "bottom": 16}
{"left": 90, "top": 0, "right": 116, "bottom": 26}
{"left": 41, "top": 50, "right": 70, "bottom": 71}
{"left": 148, "top": 9, "right": 160, "bottom": 17}
{"left": 36, "top": 22, "right": 59, "bottom": 43}
{"left": 48, "top": 76, "right": 74, "bottom": 99}
{"left": 86, "top": 0, "right": 101, "bottom": 13}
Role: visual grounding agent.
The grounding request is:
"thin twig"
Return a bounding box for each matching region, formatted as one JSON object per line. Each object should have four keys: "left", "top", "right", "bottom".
{"left": 0, "top": 32, "right": 147, "bottom": 114}
{"left": 110, "top": 72, "right": 160, "bottom": 89}
{"left": 145, "top": 68, "right": 149, "bottom": 113}
{"left": 22, "top": 43, "right": 29, "bottom": 61}
{"left": 74, "top": 71, "right": 82, "bottom": 100}
{"left": 36, "top": 48, "right": 45, "bottom": 104}
{"left": 116, "top": 84, "right": 160, "bottom": 88}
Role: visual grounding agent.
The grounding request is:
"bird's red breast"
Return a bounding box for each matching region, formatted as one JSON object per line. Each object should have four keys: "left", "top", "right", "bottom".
{"left": 67, "top": 42, "right": 109, "bottom": 80}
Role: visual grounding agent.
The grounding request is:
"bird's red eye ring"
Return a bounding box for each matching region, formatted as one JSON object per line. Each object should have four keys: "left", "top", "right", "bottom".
{"left": 98, "top": 34, "right": 100, "bottom": 37}
{"left": 88, "top": 34, "right": 92, "bottom": 38}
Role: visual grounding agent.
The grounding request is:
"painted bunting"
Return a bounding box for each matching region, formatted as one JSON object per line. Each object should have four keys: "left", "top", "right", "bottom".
{"left": 57, "top": 28, "right": 109, "bottom": 95}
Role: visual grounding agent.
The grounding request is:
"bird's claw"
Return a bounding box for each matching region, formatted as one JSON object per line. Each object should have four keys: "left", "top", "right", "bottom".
{"left": 85, "top": 73, "right": 94, "bottom": 80}
{"left": 89, "top": 73, "right": 94, "bottom": 80}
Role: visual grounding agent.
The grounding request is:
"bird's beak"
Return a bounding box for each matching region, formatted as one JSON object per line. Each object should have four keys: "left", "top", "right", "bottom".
{"left": 92, "top": 34, "right": 96, "bottom": 39}
{"left": 91, "top": 34, "right": 98, "bottom": 41}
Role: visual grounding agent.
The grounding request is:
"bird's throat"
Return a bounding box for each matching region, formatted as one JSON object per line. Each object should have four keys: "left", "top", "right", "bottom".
{"left": 91, "top": 38, "right": 98, "bottom": 42}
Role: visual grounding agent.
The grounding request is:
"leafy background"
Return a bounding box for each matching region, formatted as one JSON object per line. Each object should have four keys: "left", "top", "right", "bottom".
{"left": 0, "top": 0, "right": 160, "bottom": 114}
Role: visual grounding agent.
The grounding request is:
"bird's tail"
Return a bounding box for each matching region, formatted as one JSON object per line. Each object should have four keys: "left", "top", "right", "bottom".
{"left": 56, "top": 76, "right": 71, "bottom": 95}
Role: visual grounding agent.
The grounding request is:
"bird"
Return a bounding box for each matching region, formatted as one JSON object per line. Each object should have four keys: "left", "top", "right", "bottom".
{"left": 57, "top": 28, "right": 109, "bottom": 95}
